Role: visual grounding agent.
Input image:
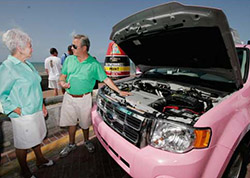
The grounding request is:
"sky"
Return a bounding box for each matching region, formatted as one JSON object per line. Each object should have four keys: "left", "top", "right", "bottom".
{"left": 0, "top": 0, "right": 250, "bottom": 63}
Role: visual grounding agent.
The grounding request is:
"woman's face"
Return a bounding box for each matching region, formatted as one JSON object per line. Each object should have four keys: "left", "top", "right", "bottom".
{"left": 20, "top": 42, "right": 33, "bottom": 59}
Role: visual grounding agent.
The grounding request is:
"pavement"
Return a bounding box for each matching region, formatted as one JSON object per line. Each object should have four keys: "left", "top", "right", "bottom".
{"left": 1, "top": 128, "right": 131, "bottom": 178}
{"left": 1, "top": 89, "right": 131, "bottom": 178}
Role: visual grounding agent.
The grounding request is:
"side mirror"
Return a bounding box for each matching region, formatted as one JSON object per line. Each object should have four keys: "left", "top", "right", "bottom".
{"left": 248, "top": 40, "right": 250, "bottom": 45}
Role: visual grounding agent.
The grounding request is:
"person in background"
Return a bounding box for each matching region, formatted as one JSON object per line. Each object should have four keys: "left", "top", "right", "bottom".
{"left": 60, "top": 45, "right": 73, "bottom": 94}
{"left": 44, "top": 48, "right": 62, "bottom": 96}
{"left": 61, "top": 45, "right": 73, "bottom": 65}
{"left": 0, "top": 29, "right": 53, "bottom": 178}
{"left": 59, "top": 34, "right": 130, "bottom": 157}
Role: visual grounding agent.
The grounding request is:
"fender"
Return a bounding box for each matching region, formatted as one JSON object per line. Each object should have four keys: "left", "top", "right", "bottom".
{"left": 201, "top": 108, "right": 250, "bottom": 177}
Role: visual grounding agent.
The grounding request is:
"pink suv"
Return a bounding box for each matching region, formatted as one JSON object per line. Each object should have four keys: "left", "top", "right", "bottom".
{"left": 92, "top": 2, "right": 250, "bottom": 178}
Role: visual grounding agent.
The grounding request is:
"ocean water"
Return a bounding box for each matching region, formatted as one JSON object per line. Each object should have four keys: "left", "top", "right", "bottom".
{"left": 31, "top": 62, "right": 106, "bottom": 74}
{"left": 0, "top": 62, "right": 104, "bottom": 74}
{"left": 0, "top": 62, "right": 46, "bottom": 74}
{"left": 32, "top": 62, "right": 45, "bottom": 74}
{"left": 1, "top": 61, "right": 136, "bottom": 75}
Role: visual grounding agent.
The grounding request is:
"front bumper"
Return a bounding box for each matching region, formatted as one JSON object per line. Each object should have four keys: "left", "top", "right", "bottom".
{"left": 92, "top": 104, "right": 216, "bottom": 178}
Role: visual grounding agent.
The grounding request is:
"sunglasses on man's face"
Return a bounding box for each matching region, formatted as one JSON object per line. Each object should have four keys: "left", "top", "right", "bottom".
{"left": 71, "top": 44, "right": 78, "bottom": 49}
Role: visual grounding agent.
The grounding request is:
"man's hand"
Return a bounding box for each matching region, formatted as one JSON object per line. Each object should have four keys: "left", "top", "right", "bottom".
{"left": 60, "top": 81, "right": 71, "bottom": 89}
{"left": 103, "top": 78, "right": 131, "bottom": 97}
{"left": 59, "top": 74, "right": 70, "bottom": 89}
{"left": 118, "top": 91, "right": 131, "bottom": 97}
{"left": 13, "top": 107, "right": 21, "bottom": 116}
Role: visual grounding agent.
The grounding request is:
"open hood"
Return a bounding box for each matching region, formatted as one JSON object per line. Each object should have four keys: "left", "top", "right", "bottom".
{"left": 110, "top": 2, "right": 243, "bottom": 89}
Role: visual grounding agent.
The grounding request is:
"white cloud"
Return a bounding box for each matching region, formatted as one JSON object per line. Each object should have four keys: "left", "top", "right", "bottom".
{"left": 0, "top": 29, "right": 5, "bottom": 45}
{"left": 0, "top": 19, "right": 23, "bottom": 41}
{"left": 70, "top": 30, "right": 76, "bottom": 37}
{"left": 0, "top": 30, "right": 4, "bottom": 37}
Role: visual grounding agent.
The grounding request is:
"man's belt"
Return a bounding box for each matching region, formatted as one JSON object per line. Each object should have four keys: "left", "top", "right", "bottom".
{"left": 68, "top": 92, "right": 90, "bottom": 98}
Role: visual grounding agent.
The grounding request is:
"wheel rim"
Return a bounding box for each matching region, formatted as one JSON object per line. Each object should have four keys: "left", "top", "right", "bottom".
{"left": 227, "top": 153, "right": 243, "bottom": 178}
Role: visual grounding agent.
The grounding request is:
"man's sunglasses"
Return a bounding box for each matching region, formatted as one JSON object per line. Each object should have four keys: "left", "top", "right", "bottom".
{"left": 71, "top": 44, "right": 77, "bottom": 49}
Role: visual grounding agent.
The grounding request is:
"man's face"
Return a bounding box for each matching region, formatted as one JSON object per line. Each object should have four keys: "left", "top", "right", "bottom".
{"left": 72, "top": 39, "right": 86, "bottom": 56}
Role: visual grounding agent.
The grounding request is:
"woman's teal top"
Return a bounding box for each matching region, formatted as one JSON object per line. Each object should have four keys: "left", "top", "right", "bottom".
{"left": 0, "top": 55, "right": 43, "bottom": 118}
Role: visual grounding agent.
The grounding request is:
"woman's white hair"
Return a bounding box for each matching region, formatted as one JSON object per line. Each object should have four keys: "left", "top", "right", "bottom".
{"left": 2, "top": 29, "right": 31, "bottom": 55}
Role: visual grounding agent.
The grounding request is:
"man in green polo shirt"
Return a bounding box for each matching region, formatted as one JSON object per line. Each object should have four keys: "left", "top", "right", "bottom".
{"left": 59, "top": 34, "right": 130, "bottom": 157}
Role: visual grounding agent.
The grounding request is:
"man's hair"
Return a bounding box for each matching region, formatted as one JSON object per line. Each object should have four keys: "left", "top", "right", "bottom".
{"left": 2, "top": 28, "right": 31, "bottom": 55}
{"left": 50, "top": 48, "right": 58, "bottom": 55}
{"left": 73, "top": 34, "right": 90, "bottom": 51}
{"left": 67, "top": 45, "right": 73, "bottom": 55}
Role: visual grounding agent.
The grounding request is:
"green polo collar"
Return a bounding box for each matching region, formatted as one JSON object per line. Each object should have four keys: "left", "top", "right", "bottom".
{"left": 73, "top": 53, "right": 94, "bottom": 64}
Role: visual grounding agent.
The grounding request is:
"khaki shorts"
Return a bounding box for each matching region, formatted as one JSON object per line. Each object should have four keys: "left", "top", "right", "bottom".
{"left": 49, "top": 80, "right": 61, "bottom": 89}
{"left": 60, "top": 92, "right": 92, "bottom": 129}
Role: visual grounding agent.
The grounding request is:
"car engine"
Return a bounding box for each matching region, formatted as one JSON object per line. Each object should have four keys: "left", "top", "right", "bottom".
{"left": 97, "top": 78, "right": 223, "bottom": 146}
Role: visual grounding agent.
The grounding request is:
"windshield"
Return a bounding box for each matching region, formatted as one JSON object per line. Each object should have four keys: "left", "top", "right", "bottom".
{"left": 142, "top": 67, "right": 236, "bottom": 93}
{"left": 143, "top": 68, "right": 232, "bottom": 83}
{"left": 143, "top": 47, "right": 249, "bottom": 84}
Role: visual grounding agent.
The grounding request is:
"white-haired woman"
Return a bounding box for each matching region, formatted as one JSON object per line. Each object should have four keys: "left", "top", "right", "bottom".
{"left": 0, "top": 29, "right": 53, "bottom": 178}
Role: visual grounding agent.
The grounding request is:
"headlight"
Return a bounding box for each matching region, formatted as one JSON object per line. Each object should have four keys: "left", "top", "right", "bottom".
{"left": 150, "top": 119, "right": 211, "bottom": 153}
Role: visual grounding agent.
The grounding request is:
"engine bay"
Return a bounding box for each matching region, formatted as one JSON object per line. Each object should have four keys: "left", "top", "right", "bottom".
{"left": 100, "top": 79, "right": 224, "bottom": 125}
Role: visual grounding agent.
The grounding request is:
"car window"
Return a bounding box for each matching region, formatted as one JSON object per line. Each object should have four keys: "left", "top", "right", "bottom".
{"left": 237, "top": 48, "right": 249, "bottom": 82}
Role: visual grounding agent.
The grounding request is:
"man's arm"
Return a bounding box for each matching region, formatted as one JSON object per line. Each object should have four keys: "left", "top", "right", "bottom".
{"left": 59, "top": 74, "right": 70, "bottom": 89}
{"left": 103, "top": 77, "right": 130, "bottom": 97}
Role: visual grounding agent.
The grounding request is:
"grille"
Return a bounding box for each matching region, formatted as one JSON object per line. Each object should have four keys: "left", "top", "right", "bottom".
{"left": 124, "top": 126, "right": 139, "bottom": 143}
{"left": 105, "top": 101, "right": 114, "bottom": 111}
{"left": 114, "top": 108, "right": 125, "bottom": 121}
{"left": 126, "top": 115, "right": 142, "bottom": 131}
{"left": 97, "top": 96, "right": 143, "bottom": 145}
